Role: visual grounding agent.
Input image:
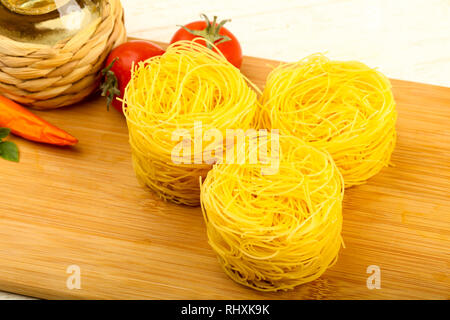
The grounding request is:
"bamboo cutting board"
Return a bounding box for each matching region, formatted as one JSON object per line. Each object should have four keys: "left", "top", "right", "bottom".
{"left": 0, "top": 49, "right": 449, "bottom": 300}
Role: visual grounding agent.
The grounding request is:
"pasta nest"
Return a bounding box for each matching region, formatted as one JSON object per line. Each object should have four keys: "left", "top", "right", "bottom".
{"left": 259, "top": 54, "right": 397, "bottom": 187}
{"left": 124, "top": 40, "right": 259, "bottom": 206}
{"left": 201, "top": 134, "right": 344, "bottom": 291}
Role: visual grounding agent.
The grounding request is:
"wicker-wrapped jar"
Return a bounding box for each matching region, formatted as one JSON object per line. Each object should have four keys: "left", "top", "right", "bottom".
{"left": 0, "top": 0, "right": 126, "bottom": 109}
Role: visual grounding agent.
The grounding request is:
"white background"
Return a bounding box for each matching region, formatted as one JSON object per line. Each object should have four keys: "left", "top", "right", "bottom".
{"left": 1, "top": 0, "right": 449, "bottom": 300}
{"left": 125, "top": 0, "right": 450, "bottom": 87}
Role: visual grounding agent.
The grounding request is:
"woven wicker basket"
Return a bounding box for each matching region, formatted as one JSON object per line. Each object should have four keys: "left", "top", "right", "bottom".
{"left": 0, "top": 0, "right": 126, "bottom": 109}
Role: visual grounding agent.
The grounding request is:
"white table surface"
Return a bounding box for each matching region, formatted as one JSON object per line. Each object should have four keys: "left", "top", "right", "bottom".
{"left": 1, "top": 0, "right": 449, "bottom": 300}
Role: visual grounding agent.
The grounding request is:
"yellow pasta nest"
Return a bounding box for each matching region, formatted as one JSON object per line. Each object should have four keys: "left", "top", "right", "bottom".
{"left": 124, "top": 40, "right": 259, "bottom": 206}
{"left": 201, "top": 134, "right": 344, "bottom": 291}
{"left": 260, "top": 54, "right": 397, "bottom": 187}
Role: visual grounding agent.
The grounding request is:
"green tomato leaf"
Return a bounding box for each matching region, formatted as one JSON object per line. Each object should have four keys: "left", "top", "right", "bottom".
{"left": 0, "top": 127, "right": 11, "bottom": 140}
{"left": 0, "top": 141, "right": 19, "bottom": 162}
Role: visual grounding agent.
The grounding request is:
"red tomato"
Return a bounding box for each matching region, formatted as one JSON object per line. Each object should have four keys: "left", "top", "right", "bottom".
{"left": 101, "top": 40, "right": 165, "bottom": 113}
{"left": 170, "top": 14, "right": 243, "bottom": 69}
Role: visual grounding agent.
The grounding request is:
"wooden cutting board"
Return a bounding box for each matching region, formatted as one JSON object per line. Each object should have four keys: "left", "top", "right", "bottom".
{"left": 0, "top": 46, "right": 449, "bottom": 300}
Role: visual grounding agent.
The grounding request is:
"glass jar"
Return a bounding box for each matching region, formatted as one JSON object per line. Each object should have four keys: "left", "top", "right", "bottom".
{"left": 0, "top": 0, "right": 102, "bottom": 45}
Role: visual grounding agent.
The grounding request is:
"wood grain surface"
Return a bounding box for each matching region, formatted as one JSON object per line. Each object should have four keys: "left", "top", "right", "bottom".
{"left": 0, "top": 48, "right": 449, "bottom": 300}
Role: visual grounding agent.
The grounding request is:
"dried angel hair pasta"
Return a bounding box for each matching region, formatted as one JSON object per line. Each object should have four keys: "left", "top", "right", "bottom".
{"left": 259, "top": 54, "right": 397, "bottom": 187}
{"left": 124, "top": 40, "right": 259, "bottom": 206}
{"left": 201, "top": 134, "right": 344, "bottom": 291}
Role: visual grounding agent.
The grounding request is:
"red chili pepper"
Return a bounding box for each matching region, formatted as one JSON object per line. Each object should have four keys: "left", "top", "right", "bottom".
{"left": 0, "top": 95, "right": 78, "bottom": 146}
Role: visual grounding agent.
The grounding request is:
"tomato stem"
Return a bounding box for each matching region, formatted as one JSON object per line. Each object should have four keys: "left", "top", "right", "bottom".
{"left": 179, "top": 14, "right": 232, "bottom": 50}
{"left": 100, "top": 57, "right": 121, "bottom": 111}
